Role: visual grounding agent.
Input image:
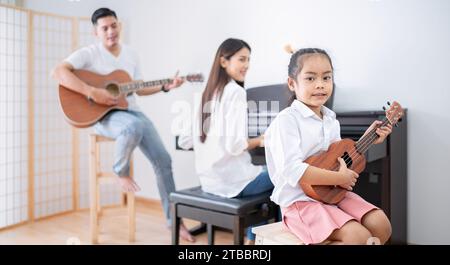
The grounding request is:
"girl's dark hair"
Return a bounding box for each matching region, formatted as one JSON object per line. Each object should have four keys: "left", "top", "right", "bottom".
{"left": 91, "top": 8, "right": 117, "bottom": 25}
{"left": 200, "top": 38, "right": 251, "bottom": 143}
{"left": 287, "top": 48, "right": 335, "bottom": 105}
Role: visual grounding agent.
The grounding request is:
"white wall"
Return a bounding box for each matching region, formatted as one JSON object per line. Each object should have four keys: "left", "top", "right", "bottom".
{"left": 24, "top": 0, "right": 450, "bottom": 244}
{"left": 23, "top": 0, "right": 125, "bottom": 17}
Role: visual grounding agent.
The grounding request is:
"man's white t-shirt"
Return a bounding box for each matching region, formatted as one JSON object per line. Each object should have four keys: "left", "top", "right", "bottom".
{"left": 64, "top": 42, "right": 142, "bottom": 112}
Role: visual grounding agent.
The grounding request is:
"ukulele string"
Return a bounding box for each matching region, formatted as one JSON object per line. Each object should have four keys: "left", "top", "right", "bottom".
{"left": 329, "top": 131, "right": 378, "bottom": 172}
{"left": 329, "top": 118, "right": 390, "bottom": 172}
{"left": 310, "top": 128, "right": 385, "bottom": 197}
{"left": 338, "top": 119, "right": 390, "bottom": 172}
{"left": 337, "top": 126, "right": 383, "bottom": 171}
{"left": 332, "top": 121, "right": 385, "bottom": 171}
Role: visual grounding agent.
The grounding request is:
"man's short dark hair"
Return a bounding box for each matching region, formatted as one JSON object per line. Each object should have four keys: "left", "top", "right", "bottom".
{"left": 91, "top": 8, "right": 117, "bottom": 25}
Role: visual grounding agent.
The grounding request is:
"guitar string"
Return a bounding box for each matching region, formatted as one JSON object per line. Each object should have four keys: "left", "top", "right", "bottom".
{"left": 120, "top": 79, "right": 171, "bottom": 94}
{"left": 119, "top": 75, "right": 201, "bottom": 93}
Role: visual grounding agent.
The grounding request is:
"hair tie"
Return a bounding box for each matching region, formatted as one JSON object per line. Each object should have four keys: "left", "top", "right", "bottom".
{"left": 284, "top": 44, "right": 295, "bottom": 54}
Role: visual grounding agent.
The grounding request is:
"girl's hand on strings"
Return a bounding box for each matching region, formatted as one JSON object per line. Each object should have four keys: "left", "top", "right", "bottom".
{"left": 363, "top": 120, "right": 392, "bottom": 145}
{"left": 337, "top": 157, "right": 359, "bottom": 191}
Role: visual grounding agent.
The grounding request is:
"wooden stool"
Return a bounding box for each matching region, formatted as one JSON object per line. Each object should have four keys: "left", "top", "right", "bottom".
{"left": 252, "top": 222, "right": 303, "bottom": 245}
{"left": 89, "top": 134, "right": 136, "bottom": 244}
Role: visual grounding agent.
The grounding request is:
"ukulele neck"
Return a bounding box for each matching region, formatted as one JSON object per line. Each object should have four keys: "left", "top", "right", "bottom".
{"left": 355, "top": 119, "right": 391, "bottom": 154}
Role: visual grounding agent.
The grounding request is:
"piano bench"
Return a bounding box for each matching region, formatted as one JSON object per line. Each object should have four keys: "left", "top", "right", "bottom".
{"left": 170, "top": 186, "right": 279, "bottom": 245}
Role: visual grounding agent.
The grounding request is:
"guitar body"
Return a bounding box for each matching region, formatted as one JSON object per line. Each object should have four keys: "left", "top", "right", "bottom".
{"left": 300, "top": 138, "right": 367, "bottom": 204}
{"left": 58, "top": 70, "right": 130, "bottom": 128}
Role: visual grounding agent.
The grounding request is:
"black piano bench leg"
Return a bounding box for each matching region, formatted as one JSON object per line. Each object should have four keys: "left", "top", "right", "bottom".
{"left": 207, "top": 224, "right": 215, "bottom": 245}
{"left": 171, "top": 204, "right": 180, "bottom": 245}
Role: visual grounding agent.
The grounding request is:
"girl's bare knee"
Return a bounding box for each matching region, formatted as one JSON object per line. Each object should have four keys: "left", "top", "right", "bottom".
{"left": 339, "top": 222, "right": 372, "bottom": 245}
{"left": 377, "top": 218, "right": 392, "bottom": 244}
{"left": 363, "top": 210, "right": 392, "bottom": 244}
{"left": 343, "top": 229, "right": 372, "bottom": 245}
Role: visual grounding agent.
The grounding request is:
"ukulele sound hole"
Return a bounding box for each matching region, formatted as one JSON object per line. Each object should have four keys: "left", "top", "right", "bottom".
{"left": 105, "top": 83, "right": 120, "bottom": 96}
{"left": 341, "top": 152, "right": 353, "bottom": 168}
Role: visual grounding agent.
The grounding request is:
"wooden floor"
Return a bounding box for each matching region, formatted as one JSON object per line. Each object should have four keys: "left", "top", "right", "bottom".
{"left": 0, "top": 200, "right": 234, "bottom": 245}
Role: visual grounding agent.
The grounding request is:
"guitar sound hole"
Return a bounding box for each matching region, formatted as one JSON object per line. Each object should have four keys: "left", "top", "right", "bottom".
{"left": 341, "top": 152, "right": 353, "bottom": 168}
{"left": 105, "top": 83, "right": 120, "bottom": 96}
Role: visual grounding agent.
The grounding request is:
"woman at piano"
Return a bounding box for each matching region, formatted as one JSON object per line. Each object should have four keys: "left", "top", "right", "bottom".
{"left": 178, "top": 38, "right": 273, "bottom": 244}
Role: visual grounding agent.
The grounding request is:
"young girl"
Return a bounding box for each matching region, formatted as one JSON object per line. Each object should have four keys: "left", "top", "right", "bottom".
{"left": 264, "top": 48, "right": 392, "bottom": 245}
{"left": 178, "top": 38, "right": 273, "bottom": 244}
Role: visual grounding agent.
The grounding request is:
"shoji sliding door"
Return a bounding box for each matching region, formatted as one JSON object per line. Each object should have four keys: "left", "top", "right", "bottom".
{"left": 0, "top": 4, "right": 29, "bottom": 229}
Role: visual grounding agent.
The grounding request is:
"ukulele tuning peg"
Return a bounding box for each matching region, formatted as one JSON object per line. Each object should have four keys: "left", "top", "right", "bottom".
{"left": 387, "top": 101, "right": 391, "bottom": 106}
{"left": 382, "top": 106, "right": 386, "bottom": 111}
{"left": 398, "top": 118, "right": 403, "bottom": 123}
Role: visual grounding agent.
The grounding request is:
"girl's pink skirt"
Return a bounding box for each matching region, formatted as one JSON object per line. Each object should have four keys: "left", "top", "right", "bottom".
{"left": 281, "top": 192, "right": 378, "bottom": 245}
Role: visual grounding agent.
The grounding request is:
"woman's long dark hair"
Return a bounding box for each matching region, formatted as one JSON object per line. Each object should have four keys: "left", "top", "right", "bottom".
{"left": 287, "top": 48, "right": 335, "bottom": 105}
{"left": 200, "top": 38, "right": 251, "bottom": 143}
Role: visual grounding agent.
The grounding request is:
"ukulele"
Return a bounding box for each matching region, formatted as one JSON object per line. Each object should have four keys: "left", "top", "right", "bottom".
{"left": 300, "top": 101, "right": 404, "bottom": 204}
{"left": 58, "top": 69, "right": 204, "bottom": 128}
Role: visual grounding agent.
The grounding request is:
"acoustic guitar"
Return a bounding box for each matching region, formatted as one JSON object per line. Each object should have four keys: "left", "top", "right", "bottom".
{"left": 58, "top": 70, "right": 204, "bottom": 128}
{"left": 300, "top": 101, "right": 404, "bottom": 204}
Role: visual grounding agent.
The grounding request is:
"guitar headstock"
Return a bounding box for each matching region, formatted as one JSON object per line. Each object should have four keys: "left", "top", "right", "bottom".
{"left": 384, "top": 101, "right": 404, "bottom": 126}
{"left": 185, "top": 73, "right": 204, "bottom": 83}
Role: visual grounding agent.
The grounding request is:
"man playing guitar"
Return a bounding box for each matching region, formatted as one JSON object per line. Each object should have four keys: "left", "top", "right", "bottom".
{"left": 52, "top": 7, "right": 194, "bottom": 242}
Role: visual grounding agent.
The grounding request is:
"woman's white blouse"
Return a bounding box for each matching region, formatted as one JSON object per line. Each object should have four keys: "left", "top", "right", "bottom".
{"left": 264, "top": 100, "right": 341, "bottom": 207}
{"left": 178, "top": 80, "right": 262, "bottom": 198}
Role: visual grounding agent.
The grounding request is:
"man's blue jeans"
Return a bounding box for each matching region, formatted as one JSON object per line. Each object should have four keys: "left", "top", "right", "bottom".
{"left": 94, "top": 110, "right": 174, "bottom": 226}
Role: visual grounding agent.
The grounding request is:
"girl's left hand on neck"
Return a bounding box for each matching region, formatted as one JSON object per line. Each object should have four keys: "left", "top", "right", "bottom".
{"left": 364, "top": 120, "right": 393, "bottom": 144}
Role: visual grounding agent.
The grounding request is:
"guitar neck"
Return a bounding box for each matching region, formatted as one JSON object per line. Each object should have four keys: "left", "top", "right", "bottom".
{"left": 119, "top": 77, "right": 184, "bottom": 94}
{"left": 355, "top": 118, "right": 391, "bottom": 154}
